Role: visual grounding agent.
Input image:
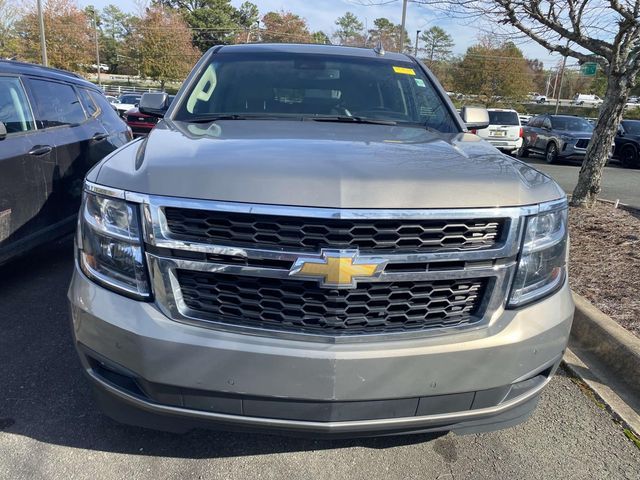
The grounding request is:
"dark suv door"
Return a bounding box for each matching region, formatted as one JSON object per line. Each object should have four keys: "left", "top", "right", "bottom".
{"left": 25, "top": 78, "right": 112, "bottom": 221}
{"left": 0, "top": 75, "right": 56, "bottom": 258}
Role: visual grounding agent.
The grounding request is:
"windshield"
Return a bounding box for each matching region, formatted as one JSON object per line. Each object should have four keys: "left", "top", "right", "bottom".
{"left": 488, "top": 111, "right": 519, "bottom": 126}
{"left": 622, "top": 120, "right": 640, "bottom": 135}
{"left": 551, "top": 117, "right": 593, "bottom": 132}
{"left": 174, "top": 53, "right": 459, "bottom": 132}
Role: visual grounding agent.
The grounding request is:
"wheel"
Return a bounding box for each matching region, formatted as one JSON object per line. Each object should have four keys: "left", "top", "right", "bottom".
{"left": 545, "top": 143, "right": 559, "bottom": 164}
{"left": 517, "top": 144, "right": 529, "bottom": 157}
{"left": 620, "top": 144, "right": 639, "bottom": 168}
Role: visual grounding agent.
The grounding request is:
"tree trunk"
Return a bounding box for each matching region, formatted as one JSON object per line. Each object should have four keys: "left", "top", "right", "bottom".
{"left": 571, "top": 73, "right": 631, "bottom": 207}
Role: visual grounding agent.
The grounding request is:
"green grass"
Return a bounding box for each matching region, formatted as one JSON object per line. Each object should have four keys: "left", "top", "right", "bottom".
{"left": 624, "top": 429, "right": 640, "bottom": 450}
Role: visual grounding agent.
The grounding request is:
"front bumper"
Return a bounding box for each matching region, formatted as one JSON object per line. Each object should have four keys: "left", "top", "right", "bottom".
{"left": 69, "top": 265, "right": 574, "bottom": 437}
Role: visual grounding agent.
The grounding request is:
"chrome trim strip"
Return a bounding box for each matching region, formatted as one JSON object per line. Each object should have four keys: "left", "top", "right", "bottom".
{"left": 86, "top": 367, "right": 550, "bottom": 433}
{"left": 146, "top": 200, "right": 527, "bottom": 263}
{"left": 85, "top": 181, "right": 126, "bottom": 200}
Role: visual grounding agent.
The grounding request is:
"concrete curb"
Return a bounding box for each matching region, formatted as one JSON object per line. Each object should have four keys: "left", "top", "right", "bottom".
{"left": 569, "top": 292, "right": 640, "bottom": 398}
{"left": 566, "top": 292, "right": 640, "bottom": 436}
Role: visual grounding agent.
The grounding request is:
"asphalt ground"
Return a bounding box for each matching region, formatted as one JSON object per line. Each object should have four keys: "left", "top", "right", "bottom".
{"left": 1, "top": 238, "right": 639, "bottom": 479}
{"left": 517, "top": 154, "right": 640, "bottom": 209}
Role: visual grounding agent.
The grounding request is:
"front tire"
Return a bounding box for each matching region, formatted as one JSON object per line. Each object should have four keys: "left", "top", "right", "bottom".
{"left": 517, "top": 144, "right": 529, "bottom": 157}
{"left": 620, "top": 144, "right": 639, "bottom": 168}
{"left": 545, "top": 143, "right": 559, "bottom": 164}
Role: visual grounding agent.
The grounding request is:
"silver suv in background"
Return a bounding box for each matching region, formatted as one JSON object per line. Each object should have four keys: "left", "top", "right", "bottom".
{"left": 68, "top": 43, "right": 574, "bottom": 438}
{"left": 474, "top": 108, "right": 523, "bottom": 154}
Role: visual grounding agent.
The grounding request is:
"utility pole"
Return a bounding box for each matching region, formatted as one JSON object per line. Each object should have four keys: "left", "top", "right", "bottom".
{"left": 37, "top": 0, "right": 48, "bottom": 66}
{"left": 93, "top": 11, "right": 101, "bottom": 85}
{"left": 555, "top": 51, "right": 568, "bottom": 114}
{"left": 414, "top": 30, "right": 420, "bottom": 56}
{"left": 399, "top": 0, "right": 408, "bottom": 52}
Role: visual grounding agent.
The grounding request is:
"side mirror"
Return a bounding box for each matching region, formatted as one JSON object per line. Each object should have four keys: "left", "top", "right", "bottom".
{"left": 0, "top": 121, "right": 7, "bottom": 140}
{"left": 139, "top": 92, "right": 170, "bottom": 118}
{"left": 461, "top": 106, "right": 490, "bottom": 130}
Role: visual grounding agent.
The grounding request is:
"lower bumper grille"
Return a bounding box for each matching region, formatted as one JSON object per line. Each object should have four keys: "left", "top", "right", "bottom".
{"left": 575, "top": 139, "right": 589, "bottom": 149}
{"left": 176, "top": 270, "right": 487, "bottom": 336}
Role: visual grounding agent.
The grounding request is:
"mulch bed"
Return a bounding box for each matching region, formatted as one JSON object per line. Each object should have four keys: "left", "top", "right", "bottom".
{"left": 568, "top": 203, "right": 640, "bottom": 337}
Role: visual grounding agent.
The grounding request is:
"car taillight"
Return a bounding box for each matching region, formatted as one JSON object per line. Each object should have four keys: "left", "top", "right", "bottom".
{"left": 470, "top": 129, "right": 477, "bottom": 134}
{"left": 519, "top": 127, "right": 524, "bottom": 138}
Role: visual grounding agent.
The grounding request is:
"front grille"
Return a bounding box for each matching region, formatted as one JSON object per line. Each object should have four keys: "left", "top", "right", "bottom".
{"left": 176, "top": 270, "right": 487, "bottom": 336}
{"left": 575, "top": 139, "right": 589, "bottom": 149}
{"left": 164, "top": 208, "right": 504, "bottom": 253}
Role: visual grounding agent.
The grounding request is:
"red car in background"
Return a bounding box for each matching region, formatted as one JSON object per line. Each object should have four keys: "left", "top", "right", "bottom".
{"left": 125, "top": 95, "right": 174, "bottom": 137}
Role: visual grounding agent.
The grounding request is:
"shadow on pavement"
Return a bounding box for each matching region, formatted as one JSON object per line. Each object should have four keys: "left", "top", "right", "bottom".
{"left": 0, "top": 239, "right": 445, "bottom": 458}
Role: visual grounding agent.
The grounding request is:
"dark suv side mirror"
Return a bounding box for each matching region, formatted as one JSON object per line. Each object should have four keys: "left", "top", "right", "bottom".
{"left": 0, "top": 121, "right": 7, "bottom": 140}
{"left": 139, "top": 92, "right": 170, "bottom": 118}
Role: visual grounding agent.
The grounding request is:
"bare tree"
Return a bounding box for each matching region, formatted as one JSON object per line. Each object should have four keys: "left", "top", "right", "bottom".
{"left": 414, "top": 0, "right": 640, "bottom": 207}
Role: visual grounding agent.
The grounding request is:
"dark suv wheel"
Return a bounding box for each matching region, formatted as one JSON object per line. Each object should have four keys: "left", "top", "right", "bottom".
{"left": 545, "top": 143, "right": 559, "bottom": 164}
{"left": 517, "top": 143, "right": 529, "bottom": 158}
{"left": 620, "top": 144, "right": 639, "bottom": 168}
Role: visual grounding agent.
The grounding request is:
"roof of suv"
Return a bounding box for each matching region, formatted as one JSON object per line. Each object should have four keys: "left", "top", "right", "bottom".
{"left": 0, "top": 59, "right": 98, "bottom": 89}
{"left": 215, "top": 43, "right": 413, "bottom": 62}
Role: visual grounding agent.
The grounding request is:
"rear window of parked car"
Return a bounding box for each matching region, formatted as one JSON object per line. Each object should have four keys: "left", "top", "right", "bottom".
{"left": 119, "top": 95, "right": 140, "bottom": 104}
{"left": 77, "top": 88, "right": 100, "bottom": 118}
{"left": 89, "top": 90, "right": 126, "bottom": 132}
{"left": 29, "top": 79, "right": 86, "bottom": 128}
{"left": 488, "top": 111, "right": 519, "bottom": 126}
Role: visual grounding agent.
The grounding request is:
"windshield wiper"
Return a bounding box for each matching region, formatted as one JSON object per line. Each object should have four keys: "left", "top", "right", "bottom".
{"left": 186, "top": 114, "right": 285, "bottom": 123}
{"left": 307, "top": 116, "right": 397, "bottom": 126}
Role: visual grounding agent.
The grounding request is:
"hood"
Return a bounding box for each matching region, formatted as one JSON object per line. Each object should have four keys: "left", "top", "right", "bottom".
{"left": 91, "top": 119, "right": 564, "bottom": 209}
{"left": 555, "top": 129, "right": 593, "bottom": 138}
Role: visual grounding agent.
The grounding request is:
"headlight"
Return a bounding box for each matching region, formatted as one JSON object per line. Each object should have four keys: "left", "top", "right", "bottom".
{"left": 78, "top": 191, "right": 151, "bottom": 299}
{"left": 560, "top": 135, "right": 574, "bottom": 143}
{"left": 508, "top": 205, "right": 568, "bottom": 307}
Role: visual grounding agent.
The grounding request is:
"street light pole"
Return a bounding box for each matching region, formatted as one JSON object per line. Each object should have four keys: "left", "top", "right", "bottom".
{"left": 37, "top": 0, "right": 48, "bottom": 66}
{"left": 399, "top": 0, "right": 408, "bottom": 52}
{"left": 414, "top": 30, "right": 421, "bottom": 56}
{"left": 93, "top": 12, "right": 101, "bottom": 85}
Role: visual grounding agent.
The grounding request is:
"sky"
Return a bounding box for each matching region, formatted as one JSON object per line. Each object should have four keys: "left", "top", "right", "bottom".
{"left": 78, "top": 0, "right": 562, "bottom": 67}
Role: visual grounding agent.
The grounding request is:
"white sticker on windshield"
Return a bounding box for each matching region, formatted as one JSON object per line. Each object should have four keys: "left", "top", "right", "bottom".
{"left": 414, "top": 78, "right": 426, "bottom": 87}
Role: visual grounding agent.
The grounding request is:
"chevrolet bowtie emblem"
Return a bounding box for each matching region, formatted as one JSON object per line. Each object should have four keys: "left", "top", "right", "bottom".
{"left": 289, "top": 250, "right": 386, "bottom": 288}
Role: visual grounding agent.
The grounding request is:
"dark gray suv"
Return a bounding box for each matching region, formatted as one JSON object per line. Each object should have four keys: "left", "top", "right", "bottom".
{"left": 0, "top": 60, "right": 131, "bottom": 264}
{"left": 519, "top": 114, "right": 594, "bottom": 163}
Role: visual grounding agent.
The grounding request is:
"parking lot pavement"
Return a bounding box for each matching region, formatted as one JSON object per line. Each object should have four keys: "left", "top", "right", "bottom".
{"left": 517, "top": 155, "right": 640, "bottom": 209}
{"left": 1, "top": 239, "right": 639, "bottom": 480}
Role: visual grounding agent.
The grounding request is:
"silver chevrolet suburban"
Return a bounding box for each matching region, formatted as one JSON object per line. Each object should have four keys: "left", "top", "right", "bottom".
{"left": 68, "top": 44, "right": 574, "bottom": 437}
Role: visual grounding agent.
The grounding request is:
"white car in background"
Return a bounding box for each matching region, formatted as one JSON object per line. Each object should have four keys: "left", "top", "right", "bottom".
{"left": 519, "top": 114, "right": 532, "bottom": 125}
{"left": 473, "top": 108, "right": 523, "bottom": 154}
{"left": 571, "top": 94, "right": 603, "bottom": 106}
{"left": 112, "top": 93, "right": 142, "bottom": 117}
{"left": 529, "top": 93, "right": 547, "bottom": 103}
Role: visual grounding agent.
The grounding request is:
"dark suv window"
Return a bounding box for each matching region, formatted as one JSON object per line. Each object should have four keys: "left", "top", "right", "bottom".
{"left": 77, "top": 88, "right": 99, "bottom": 118}
{"left": 29, "top": 79, "right": 86, "bottom": 128}
{"left": 0, "top": 77, "right": 36, "bottom": 134}
{"left": 89, "top": 90, "right": 125, "bottom": 132}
